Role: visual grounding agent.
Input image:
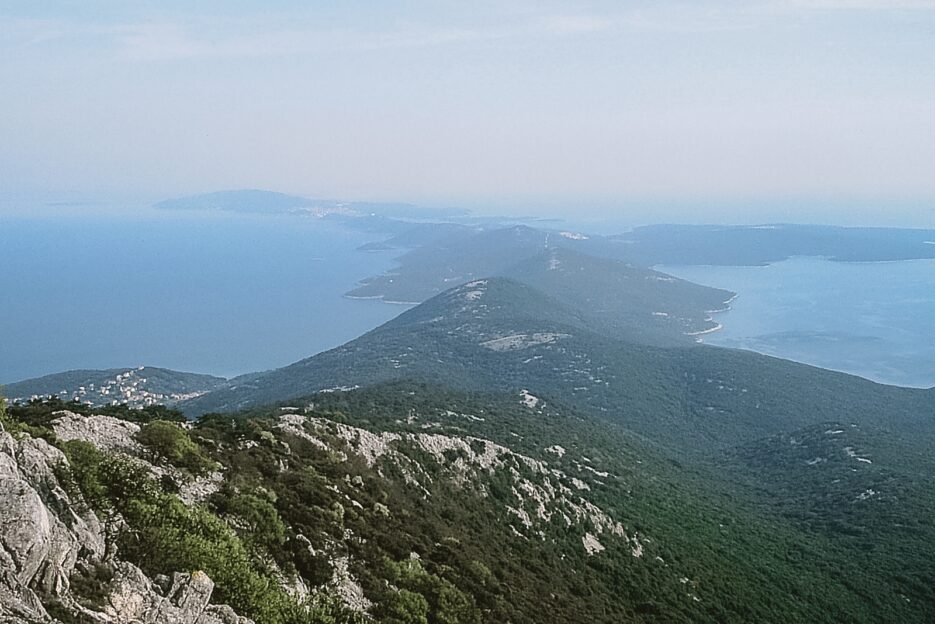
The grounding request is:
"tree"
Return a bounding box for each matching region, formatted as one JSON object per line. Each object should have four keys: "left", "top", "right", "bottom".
{"left": 137, "top": 420, "right": 215, "bottom": 474}
{"left": 384, "top": 589, "right": 429, "bottom": 624}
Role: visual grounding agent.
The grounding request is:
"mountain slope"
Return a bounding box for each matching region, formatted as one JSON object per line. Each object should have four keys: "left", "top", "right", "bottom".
{"left": 10, "top": 384, "right": 934, "bottom": 622}
{"left": 501, "top": 247, "right": 733, "bottom": 344}
{"left": 182, "top": 278, "right": 935, "bottom": 454}
{"left": 182, "top": 278, "right": 601, "bottom": 413}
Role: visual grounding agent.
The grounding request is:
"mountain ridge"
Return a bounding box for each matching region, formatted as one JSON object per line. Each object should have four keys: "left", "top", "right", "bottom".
{"left": 179, "top": 277, "right": 935, "bottom": 458}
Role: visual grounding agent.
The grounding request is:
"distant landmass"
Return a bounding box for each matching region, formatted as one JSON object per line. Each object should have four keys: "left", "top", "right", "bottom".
{"left": 154, "top": 189, "right": 468, "bottom": 220}
{"left": 342, "top": 223, "right": 935, "bottom": 314}
{"left": 154, "top": 193, "right": 935, "bottom": 268}
{"left": 347, "top": 237, "right": 736, "bottom": 344}
{"left": 5, "top": 366, "right": 227, "bottom": 408}
{"left": 154, "top": 189, "right": 318, "bottom": 213}
{"left": 612, "top": 223, "right": 935, "bottom": 265}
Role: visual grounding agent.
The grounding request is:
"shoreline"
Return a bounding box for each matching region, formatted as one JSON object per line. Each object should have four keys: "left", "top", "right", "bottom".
{"left": 343, "top": 293, "right": 419, "bottom": 306}
{"left": 685, "top": 321, "right": 724, "bottom": 338}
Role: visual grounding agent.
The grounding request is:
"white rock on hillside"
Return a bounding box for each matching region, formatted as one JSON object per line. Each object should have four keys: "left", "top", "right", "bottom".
{"left": 50, "top": 411, "right": 143, "bottom": 455}
{"left": 0, "top": 426, "right": 252, "bottom": 624}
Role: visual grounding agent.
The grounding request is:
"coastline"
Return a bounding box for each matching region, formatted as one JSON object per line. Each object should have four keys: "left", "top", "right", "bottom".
{"left": 686, "top": 321, "right": 724, "bottom": 338}
{"left": 686, "top": 293, "right": 737, "bottom": 340}
{"left": 663, "top": 258, "right": 935, "bottom": 389}
{"left": 344, "top": 293, "right": 419, "bottom": 306}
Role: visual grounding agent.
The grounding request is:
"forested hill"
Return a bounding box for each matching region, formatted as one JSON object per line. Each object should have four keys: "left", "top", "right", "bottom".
{"left": 6, "top": 382, "right": 935, "bottom": 623}
{"left": 500, "top": 247, "right": 733, "bottom": 344}
{"left": 5, "top": 366, "right": 227, "bottom": 408}
{"left": 181, "top": 278, "right": 935, "bottom": 454}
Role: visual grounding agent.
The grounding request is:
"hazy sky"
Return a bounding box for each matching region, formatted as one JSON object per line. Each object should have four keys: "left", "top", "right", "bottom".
{"left": 2, "top": 1, "right": 935, "bottom": 223}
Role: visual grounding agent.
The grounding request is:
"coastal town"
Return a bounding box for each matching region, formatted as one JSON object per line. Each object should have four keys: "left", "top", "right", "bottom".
{"left": 11, "top": 366, "right": 218, "bottom": 409}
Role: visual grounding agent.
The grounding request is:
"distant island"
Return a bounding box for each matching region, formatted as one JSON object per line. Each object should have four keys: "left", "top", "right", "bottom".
{"left": 154, "top": 189, "right": 468, "bottom": 220}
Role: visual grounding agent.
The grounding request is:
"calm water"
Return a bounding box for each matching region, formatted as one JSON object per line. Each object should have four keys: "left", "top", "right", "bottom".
{"left": 663, "top": 257, "right": 935, "bottom": 388}
{"left": 0, "top": 210, "right": 406, "bottom": 383}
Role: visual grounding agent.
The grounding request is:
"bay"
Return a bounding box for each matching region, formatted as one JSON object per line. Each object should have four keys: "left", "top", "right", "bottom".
{"left": 662, "top": 256, "right": 935, "bottom": 388}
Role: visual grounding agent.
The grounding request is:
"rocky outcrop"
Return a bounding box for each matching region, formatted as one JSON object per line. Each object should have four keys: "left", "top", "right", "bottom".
{"left": 50, "top": 411, "right": 143, "bottom": 456}
{"left": 0, "top": 426, "right": 251, "bottom": 624}
{"left": 0, "top": 429, "right": 105, "bottom": 622}
{"left": 50, "top": 410, "right": 221, "bottom": 506}
{"left": 92, "top": 564, "right": 252, "bottom": 624}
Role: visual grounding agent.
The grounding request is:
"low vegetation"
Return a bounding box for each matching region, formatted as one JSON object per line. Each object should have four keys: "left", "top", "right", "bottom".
{"left": 7, "top": 379, "right": 935, "bottom": 622}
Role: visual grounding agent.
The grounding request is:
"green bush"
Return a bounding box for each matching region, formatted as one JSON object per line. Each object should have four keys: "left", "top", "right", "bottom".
{"left": 380, "top": 558, "right": 481, "bottom": 624}
{"left": 60, "top": 440, "right": 290, "bottom": 622}
{"left": 384, "top": 589, "right": 430, "bottom": 624}
{"left": 212, "top": 491, "right": 287, "bottom": 556}
{"left": 137, "top": 420, "right": 216, "bottom": 475}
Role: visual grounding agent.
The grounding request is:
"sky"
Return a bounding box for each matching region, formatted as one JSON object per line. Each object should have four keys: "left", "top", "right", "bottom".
{"left": 2, "top": 1, "right": 935, "bottom": 224}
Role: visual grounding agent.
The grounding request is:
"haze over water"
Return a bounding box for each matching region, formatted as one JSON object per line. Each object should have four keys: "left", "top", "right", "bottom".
{"left": 663, "top": 257, "right": 935, "bottom": 389}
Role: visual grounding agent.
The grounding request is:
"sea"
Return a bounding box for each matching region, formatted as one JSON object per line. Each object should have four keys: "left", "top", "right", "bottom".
{"left": 0, "top": 207, "right": 407, "bottom": 383}
{"left": 662, "top": 256, "right": 935, "bottom": 389}
{"left": 4, "top": 206, "right": 935, "bottom": 390}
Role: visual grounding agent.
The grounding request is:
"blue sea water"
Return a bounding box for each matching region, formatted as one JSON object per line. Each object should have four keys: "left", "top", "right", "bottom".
{"left": 5, "top": 209, "right": 934, "bottom": 391}
{"left": 662, "top": 257, "right": 935, "bottom": 389}
{"left": 0, "top": 209, "right": 407, "bottom": 383}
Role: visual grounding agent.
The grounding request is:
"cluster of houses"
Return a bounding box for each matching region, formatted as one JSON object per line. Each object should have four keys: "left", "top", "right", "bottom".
{"left": 18, "top": 366, "right": 206, "bottom": 409}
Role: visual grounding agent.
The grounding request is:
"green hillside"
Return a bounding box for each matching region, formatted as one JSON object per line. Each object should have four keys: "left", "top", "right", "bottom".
{"left": 6, "top": 366, "right": 227, "bottom": 408}
{"left": 502, "top": 247, "right": 733, "bottom": 344}
{"left": 10, "top": 269, "right": 935, "bottom": 622}
{"left": 9, "top": 383, "right": 935, "bottom": 622}
{"left": 182, "top": 278, "right": 935, "bottom": 455}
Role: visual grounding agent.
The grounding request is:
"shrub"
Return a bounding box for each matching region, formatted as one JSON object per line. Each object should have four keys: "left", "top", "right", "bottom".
{"left": 137, "top": 420, "right": 216, "bottom": 475}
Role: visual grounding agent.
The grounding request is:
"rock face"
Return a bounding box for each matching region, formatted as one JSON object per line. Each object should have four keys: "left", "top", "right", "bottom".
{"left": 50, "top": 411, "right": 222, "bottom": 506}
{"left": 0, "top": 429, "right": 104, "bottom": 622}
{"left": 0, "top": 425, "right": 251, "bottom": 624}
{"left": 96, "top": 565, "right": 252, "bottom": 624}
{"left": 50, "top": 411, "right": 143, "bottom": 455}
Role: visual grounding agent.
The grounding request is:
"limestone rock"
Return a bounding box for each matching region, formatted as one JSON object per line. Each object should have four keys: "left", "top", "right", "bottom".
{"left": 0, "top": 428, "right": 251, "bottom": 624}
{"left": 50, "top": 411, "right": 142, "bottom": 455}
{"left": 100, "top": 564, "right": 249, "bottom": 624}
